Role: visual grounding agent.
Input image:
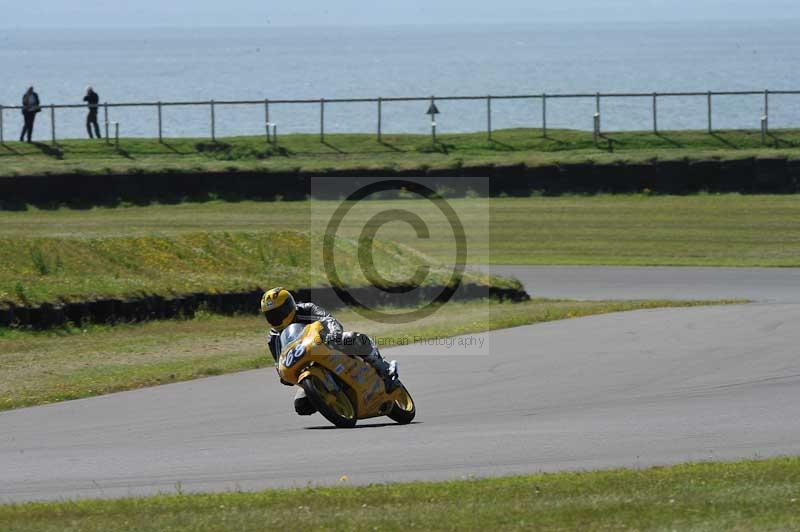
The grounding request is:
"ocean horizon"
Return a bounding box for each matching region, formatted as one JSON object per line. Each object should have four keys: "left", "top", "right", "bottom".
{"left": 2, "top": 20, "right": 799, "bottom": 139}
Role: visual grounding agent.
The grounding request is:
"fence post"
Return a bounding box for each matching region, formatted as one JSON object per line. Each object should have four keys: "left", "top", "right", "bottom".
{"left": 0, "top": 105, "right": 4, "bottom": 144}
{"left": 652, "top": 92, "right": 658, "bottom": 133}
{"left": 264, "top": 99, "right": 270, "bottom": 143}
{"left": 115, "top": 122, "right": 119, "bottom": 149}
{"left": 50, "top": 105, "right": 56, "bottom": 145}
{"left": 377, "top": 97, "right": 382, "bottom": 142}
{"left": 707, "top": 91, "right": 712, "bottom": 133}
{"left": 210, "top": 100, "right": 216, "bottom": 142}
{"left": 320, "top": 98, "right": 325, "bottom": 143}
{"left": 542, "top": 93, "right": 547, "bottom": 137}
{"left": 764, "top": 89, "right": 769, "bottom": 135}
{"left": 157, "top": 101, "right": 163, "bottom": 142}
{"left": 595, "top": 92, "right": 601, "bottom": 133}
{"left": 487, "top": 95, "right": 492, "bottom": 141}
{"left": 104, "top": 103, "right": 109, "bottom": 145}
{"left": 430, "top": 95, "right": 437, "bottom": 145}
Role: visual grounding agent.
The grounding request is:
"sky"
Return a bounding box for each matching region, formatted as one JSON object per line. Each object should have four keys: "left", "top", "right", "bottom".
{"left": 1, "top": 0, "right": 799, "bottom": 28}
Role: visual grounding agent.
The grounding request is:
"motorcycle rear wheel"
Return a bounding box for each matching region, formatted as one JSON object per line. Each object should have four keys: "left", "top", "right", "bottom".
{"left": 301, "top": 374, "right": 357, "bottom": 428}
{"left": 387, "top": 383, "right": 416, "bottom": 424}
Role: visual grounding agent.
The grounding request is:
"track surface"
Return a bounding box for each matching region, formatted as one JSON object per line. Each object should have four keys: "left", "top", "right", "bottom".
{"left": 488, "top": 265, "right": 800, "bottom": 302}
{"left": 2, "top": 267, "right": 800, "bottom": 502}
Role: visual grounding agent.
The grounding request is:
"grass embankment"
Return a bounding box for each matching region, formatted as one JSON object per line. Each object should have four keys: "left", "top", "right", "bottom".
{"left": 0, "top": 298, "right": 734, "bottom": 411}
{"left": 0, "top": 230, "right": 512, "bottom": 308}
{"left": 2, "top": 195, "right": 799, "bottom": 267}
{"left": 2, "top": 127, "right": 800, "bottom": 177}
{"left": 2, "top": 457, "right": 798, "bottom": 531}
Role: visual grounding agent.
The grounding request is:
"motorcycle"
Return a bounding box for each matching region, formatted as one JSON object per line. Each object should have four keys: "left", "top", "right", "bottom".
{"left": 277, "top": 321, "right": 416, "bottom": 428}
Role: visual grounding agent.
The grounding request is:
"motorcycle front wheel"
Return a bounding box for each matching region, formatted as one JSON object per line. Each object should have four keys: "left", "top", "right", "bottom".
{"left": 387, "top": 383, "right": 416, "bottom": 424}
{"left": 301, "top": 374, "right": 357, "bottom": 428}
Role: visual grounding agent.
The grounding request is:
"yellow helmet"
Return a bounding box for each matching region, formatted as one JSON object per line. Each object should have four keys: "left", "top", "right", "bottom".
{"left": 261, "top": 287, "right": 297, "bottom": 330}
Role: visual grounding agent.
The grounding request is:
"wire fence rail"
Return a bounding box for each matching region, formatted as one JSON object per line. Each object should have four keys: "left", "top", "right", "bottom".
{"left": 1, "top": 89, "right": 798, "bottom": 147}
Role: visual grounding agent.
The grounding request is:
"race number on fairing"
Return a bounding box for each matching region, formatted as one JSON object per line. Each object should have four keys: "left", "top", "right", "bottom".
{"left": 284, "top": 344, "right": 306, "bottom": 367}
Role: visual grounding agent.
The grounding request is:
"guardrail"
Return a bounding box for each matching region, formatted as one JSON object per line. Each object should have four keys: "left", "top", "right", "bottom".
{"left": 0, "top": 89, "right": 797, "bottom": 146}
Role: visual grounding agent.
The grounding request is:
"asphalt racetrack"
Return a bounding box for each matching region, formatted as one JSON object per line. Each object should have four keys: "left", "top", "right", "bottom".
{"left": 2, "top": 267, "right": 800, "bottom": 502}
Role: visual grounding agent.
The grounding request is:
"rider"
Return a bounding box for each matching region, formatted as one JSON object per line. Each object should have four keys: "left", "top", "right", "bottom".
{"left": 261, "top": 287, "right": 398, "bottom": 415}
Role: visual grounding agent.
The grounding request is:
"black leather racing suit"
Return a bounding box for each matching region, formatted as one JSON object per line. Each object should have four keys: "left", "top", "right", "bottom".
{"left": 267, "top": 302, "right": 377, "bottom": 362}
{"left": 267, "top": 302, "right": 380, "bottom": 415}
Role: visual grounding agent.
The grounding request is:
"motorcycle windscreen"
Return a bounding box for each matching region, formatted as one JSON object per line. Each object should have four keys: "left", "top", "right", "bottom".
{"left": 279, "top": 323, "right": 305, "bottom": 352}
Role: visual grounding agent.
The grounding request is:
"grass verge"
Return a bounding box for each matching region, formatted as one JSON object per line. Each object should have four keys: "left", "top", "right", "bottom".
{"left": 0, "top": 298, "right": 737, "bottom": 411}
{"left": 2, "top": 457, "right": 798, "bottom": 531}
{"left": 2, "top": 127, "right": 800, "bottom": 177}
{"left": 2, "top": 195, "right": 800, "bottom": 267}
{"left": 0, "top": 229, "right": 513, "bottom": 308}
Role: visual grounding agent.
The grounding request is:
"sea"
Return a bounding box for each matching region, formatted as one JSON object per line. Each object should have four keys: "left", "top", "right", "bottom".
{"left": 1, "top": 21, "right": 799, "bottom": 140}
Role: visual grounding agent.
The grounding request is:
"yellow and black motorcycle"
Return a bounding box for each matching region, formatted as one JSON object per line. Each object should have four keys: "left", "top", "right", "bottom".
{"left": 277, "top": 321, "right": 416, "bottom": 428}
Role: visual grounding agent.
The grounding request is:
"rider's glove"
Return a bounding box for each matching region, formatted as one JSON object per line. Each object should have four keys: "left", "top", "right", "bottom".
{"left": 320, "top": 326, "right": 341, "bottom": 346}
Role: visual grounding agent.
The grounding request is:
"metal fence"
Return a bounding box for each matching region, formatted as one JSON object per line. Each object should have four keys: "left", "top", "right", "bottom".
{"left": 1, "top": 89, "right": 797, "bottom": 146}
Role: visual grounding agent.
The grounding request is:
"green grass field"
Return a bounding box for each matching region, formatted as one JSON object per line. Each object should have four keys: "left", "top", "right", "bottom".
{"left": 0, "top": 229, "right": 514, "bottom": 308}
{"left": 2, "top": 457, "right": 798, "bottom": 531}
{"left": 2, "top": 127, "right": 800, "bottom": 177}
{"left": 2, "top": 195, "right": 799, "bottom": 272}
{"left": 0, "top": 298, "right": 734, "bottom": 411}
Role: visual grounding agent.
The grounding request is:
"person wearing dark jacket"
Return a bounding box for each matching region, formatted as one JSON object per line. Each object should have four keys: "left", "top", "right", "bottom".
{"left": 83, "top": 86, "right": 101, "bottom": 139}
{"left": 19, "top": 86, "right": 40, "bottom": 143}
{"left": 261, "top": 287, "right": 398, "bottom": 415}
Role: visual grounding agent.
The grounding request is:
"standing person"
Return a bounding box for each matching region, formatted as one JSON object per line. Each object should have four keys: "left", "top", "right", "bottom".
{"left": 19, "top": 86, "right": 40, "bottom": 143}
{"left": 83, "top": 86, "right": 101, "bottom": 139}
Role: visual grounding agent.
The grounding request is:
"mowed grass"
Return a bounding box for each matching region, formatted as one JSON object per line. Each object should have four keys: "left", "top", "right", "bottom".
{"left": 2, "top": 457, "right": 799, "bottom": 531}
{"left": 0, "top": 298, "right": 734, "bottom": 411}
{"left": 2, "top": 195, "right": 799, "bottom": 266}
{"left": 2, "top": 127, "right": 800, "bottom": 177}
{"left": 0, "top": 230, "right": 509, "bottom": 307}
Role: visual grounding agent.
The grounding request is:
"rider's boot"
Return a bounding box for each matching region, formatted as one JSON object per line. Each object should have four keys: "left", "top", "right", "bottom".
{"left": 362, "top": 346, "right": 399, "bottom": 392}
{"left": 294, "top": 387, "right": 317, "bottom": 415}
